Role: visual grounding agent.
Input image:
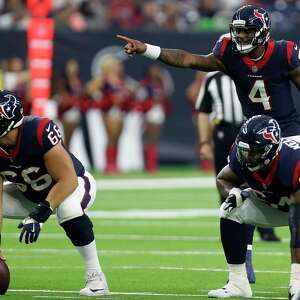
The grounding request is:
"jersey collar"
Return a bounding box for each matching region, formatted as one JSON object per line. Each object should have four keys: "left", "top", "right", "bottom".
{"left": 241, "top": 40, "right": 275, "bottom": 72}
{"left": 251, "top": 153, "right": 279, "bottom": 188}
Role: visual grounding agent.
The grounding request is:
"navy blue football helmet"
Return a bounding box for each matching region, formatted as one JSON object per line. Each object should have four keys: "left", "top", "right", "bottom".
{"left": 236, "top": 115, "right": 281, "bottom": 171}
{"left": 0, "top": 90, "right": 24, "bottom": 137}
{"left": 230, "top": 5, "right": 271, "bottom": 54}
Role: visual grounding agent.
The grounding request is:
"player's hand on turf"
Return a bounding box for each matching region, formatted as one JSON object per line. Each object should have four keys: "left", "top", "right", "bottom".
{"left": 117, "top": 35, "right": 147, "bottom": 56}
{"left": 222, "top": 194, "right": 240, "bottom": 212}
{"left": 221, "top": 189, "right": 250, "bottom": 213}
{"left": 18, "top": 217, "right": 42, "bottom": 244}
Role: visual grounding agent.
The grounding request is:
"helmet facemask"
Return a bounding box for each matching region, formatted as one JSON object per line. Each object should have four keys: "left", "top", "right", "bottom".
{"left": 0, "top": 116, "right": 23, "bottom": 138}
{"left": 236, "top": 141, "right": 279, "bottom": 171}
{"left": 230, "top": 23, "right": 258, "bottom": 54}
{"left": 236, "top": 115, "right": 281, "bottom": 172}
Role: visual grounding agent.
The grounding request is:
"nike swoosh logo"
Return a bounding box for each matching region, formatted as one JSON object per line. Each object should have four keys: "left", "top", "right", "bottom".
{"left": 45, "top": 124, "right": 51, "bottom": 132}
{"left": 90, "top": 289, "right": 105, "bottom": 293}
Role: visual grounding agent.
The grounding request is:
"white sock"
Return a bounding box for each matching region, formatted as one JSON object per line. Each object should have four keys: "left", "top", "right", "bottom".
{"left": 76, "top": 240, "right": 102, "bottom": 274}
{"left": 228, "top": 263, "right": 248, "bottom": 282}
{"left": 290, "top": 263, "right": 300, "bottom": 287}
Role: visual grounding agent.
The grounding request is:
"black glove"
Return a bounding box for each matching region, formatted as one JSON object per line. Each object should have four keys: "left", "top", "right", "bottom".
{"left": 18, "top": 217, "right": 41, "bottom": 244}
{"left": 18, "top": 200, "right": 53, "bottom": 244}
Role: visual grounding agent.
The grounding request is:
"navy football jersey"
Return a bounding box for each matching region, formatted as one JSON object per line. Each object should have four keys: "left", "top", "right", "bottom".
{"left": 0, "top": 116, "right": 85, "bottom": 203}
{"left": 213, "top": 36, "right": 300, "bottom": 136}
{"left": 229, "top": 139, "right": 300, "bottom": 210}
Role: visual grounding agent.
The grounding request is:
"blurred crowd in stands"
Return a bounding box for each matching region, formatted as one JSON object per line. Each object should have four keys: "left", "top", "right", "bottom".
{"left": 0, "top": 0, "right": 299, "bottom": 32}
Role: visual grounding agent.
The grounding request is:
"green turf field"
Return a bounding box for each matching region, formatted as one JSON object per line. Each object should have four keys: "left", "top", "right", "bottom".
{"left": 0, "top": 167, "right": 291, "bottom": 299}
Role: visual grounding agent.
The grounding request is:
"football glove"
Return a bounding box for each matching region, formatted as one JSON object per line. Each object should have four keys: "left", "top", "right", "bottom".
{"left": 221, "top": 188, "right": 250, "bottom": 213}
{"left": 18, "top": 200, "right": 53, "bottom": 244}
{"left": 18, "top": 217, "right": 42, "bottom": 244}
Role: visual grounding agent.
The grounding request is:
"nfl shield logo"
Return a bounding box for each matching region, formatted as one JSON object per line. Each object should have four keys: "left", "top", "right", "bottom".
{"left": 252, "top": 66, "right": 258, "bottom": 73}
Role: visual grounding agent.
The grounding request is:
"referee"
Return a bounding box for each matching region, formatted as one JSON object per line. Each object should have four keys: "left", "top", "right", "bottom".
{"left": 195, "top": 71, "right": 243, "bottom": 195}
{"left": 195, "top": 71, "right": 280, "bottom": 283}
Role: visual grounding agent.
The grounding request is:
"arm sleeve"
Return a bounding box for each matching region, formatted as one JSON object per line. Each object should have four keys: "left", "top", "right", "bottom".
{"left": 228, "top": 145, "right": 244, "bottom": 178}
{"left": 286, "top": 41, "right": 300, "bottom": 70}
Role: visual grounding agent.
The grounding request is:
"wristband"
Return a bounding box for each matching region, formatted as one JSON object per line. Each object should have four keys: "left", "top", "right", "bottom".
{"left": 142, "top": 43, "right": 161, "bottom": 60}
{"left": 29, "top": 200, "right": 53, "bottom": 223}
{"left": 199, "top": 141, "right": 210, "bottom": 146}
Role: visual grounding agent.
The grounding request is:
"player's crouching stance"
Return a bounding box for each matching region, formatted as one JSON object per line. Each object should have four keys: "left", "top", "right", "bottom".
{"left": 208, "top": 115, "right": 300, "bottom": 299}
{"left": 0, "top": 91, "right": 109, "bottom": 296}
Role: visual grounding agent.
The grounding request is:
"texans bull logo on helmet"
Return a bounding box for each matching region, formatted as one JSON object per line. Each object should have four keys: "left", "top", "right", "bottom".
{"left": 0, "top": 94, "right": 19, "bottom": 120}
{"left": 257, "top": 120, "right": 280, "bottom": 144}
{"left": 253, "top": 9, "right": 267, "bottom": 27}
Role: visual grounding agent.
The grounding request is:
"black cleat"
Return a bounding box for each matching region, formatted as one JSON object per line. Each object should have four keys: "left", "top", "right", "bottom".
{"left": 257, "top": 227, "right": 281, "bottom": 242}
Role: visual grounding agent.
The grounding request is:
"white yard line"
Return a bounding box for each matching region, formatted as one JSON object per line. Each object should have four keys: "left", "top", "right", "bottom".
{"left": 0, "top": 232, "right": 289, "bottom": 244}
{"left": 87, "top": 209, "right": 219, "bottom": 218}
{"left": 7, "top": 264, "right": 287, "bottom": 275}
{"left": 2, "top": 233, "right": 219, "bottom": 241}
{"left": 95, "top": 177, "right": 215, "bottom": 190}
{"left": 8, "top": 289, "right": 287, "bottom": 299}
{"left": 111, "top": 265, "right": 289, "bottom": 274}
{"left": 3, "top": 247, "right": 289, "bottom": 257}
{"left": 91, "top": 220, "right": 220, "bottom": 227}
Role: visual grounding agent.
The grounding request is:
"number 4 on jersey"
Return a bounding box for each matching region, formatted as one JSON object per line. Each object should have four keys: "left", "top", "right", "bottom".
{"left": 249, "top": 80, "right": 271, "bottom": 110}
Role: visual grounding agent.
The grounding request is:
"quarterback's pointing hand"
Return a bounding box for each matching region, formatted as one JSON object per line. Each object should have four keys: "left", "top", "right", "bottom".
{"left": 117, "top": 35, "right": 147, "bottom": 56}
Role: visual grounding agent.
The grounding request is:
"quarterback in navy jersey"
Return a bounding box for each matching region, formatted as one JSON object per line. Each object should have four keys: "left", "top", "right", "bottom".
{"left": 0, "top": 91, "right": 109, "bottom": 296}
{"left": 212, "top": 115, "right": 300, "bottom": 299}
{"left": 117, "top": 5, "right": 300, "bottom": 136}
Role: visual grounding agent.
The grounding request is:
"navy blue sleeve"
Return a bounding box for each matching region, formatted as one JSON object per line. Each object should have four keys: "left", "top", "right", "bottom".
{"left": 212, "top": 35, "right": 231, "bottom": 62}
{"left": 286, "top": 40, "right": 300, "bottom": 70}
{"left": 228, "top": 144, "right": 244, "bottom": 178}
{"left": 37, "top": 119, "right": 62, "bottom": 155}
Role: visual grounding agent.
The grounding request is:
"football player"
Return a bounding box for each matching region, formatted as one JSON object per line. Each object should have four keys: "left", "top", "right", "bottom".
{"left": 118, "top": 4, "right": 300, "bottom": 295}
{"left": 212, "top": 115, "right": 300, "bottom": 299}
{"left": 0, "top": 91, "right": 109, "bottom": 296}
{"left": 117, "top": 4, "right": 300, "bottom": 136}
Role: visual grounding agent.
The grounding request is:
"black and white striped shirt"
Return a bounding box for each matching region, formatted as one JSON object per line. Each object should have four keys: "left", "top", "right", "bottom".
{"left": 195, "top": 72, "right": 244, "bottom": 126}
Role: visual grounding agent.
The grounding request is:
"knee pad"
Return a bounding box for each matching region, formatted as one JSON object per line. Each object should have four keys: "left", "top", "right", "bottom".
{"left": 60, "top": 214, "right": 94, "bottom": 246}
{"left": 56, "top": 172, "right": 97, "bottom": 224}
